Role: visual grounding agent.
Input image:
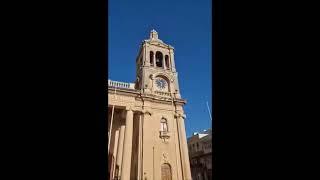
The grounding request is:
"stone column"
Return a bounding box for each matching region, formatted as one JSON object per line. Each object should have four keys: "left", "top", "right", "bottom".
{"left": 144, "top": 45, "right": 150, "bottom": 67}
{"left": 173, "top": 114, "right": 183, "bottom": 180}
{"left": 170, "top": 49, "right": 176, "bottom": 72}
{"left": 153, "top": 52, "right": 156, "bottom": 67}
{"left": 112, "top": 129, "right": 120, "bottom": 178}
{"left": 120, "top": 107, "right": 134, "bottom": 180}
{"left": 137, "top": 112, "right": 143, "bottom": 180}
{"left": 141, "top": 110, "right": 152, "bottom": 180}
{"left": 177, "top": 113, "right": 192, "bottom": 180}
{"left": 168, "top": 56, "right": 171, "bottom": 70}
{"left": 116, "top": 123, "right": 125, "bottom": 177}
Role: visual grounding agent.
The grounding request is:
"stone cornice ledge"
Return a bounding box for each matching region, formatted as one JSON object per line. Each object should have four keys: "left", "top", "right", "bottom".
{"left": 108, "top": 88, "right": 187, "bottom": 105}
{"left": 141, "top": 94, "right": 186, "bottom": 104}
{"left": 108, "top": 87, "right": 139, "bottom": 95}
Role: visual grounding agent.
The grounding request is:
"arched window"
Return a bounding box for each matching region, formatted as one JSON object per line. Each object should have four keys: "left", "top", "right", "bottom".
{"left": 160, "top": 118, "right": 168, "bottom": 132}
{"left": 150, "top": 51, "right": 154, "bottom": 66}
{"left": 155, "top": 51, "right": 163, "bottom": 67}
{"left": 165, "top": 55, "right": 169, "bottom": 68}
{"left": 161, "top": 163, "right": 172, "bottom": 180}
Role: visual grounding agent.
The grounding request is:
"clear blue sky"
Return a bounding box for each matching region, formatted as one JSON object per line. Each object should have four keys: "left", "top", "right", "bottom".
{"left": 108, "top": 0, "right": 212, "bottom": 137}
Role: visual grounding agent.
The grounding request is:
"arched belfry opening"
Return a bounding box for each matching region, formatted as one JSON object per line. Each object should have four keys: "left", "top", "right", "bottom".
{"left": 150, "top": 51, "right": 154, "bottom": 66}
{"left": 156, "top": 51, "right": 163, "bottom": 67}
{"left": 165, "top": 55, "right": 169, "bottom": 69}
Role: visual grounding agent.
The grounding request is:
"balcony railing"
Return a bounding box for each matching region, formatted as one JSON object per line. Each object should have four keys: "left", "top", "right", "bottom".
{"left": 159, "top": 131, "right": 170, "bottom": 139}
{"left": 108, "top": 80, "right": 135, "bottom": 90}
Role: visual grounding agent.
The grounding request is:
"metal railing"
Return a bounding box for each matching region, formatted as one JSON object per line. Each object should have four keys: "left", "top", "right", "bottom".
{"left": 159, "top": 131, "right": 170, "bottom": 138}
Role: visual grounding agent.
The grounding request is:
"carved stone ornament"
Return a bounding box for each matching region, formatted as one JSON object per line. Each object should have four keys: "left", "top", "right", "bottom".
{"left": 125, "top": 106, "right": 133, "bottom": 111}
{"left": 174, "top": 113, "right": 180, "bottom": 118}
{"left": 141, "top": 110, "right": 152, "bottom": 116}
{"left": 162, "top": 152, "right": 168, "bottom": 162}
{"left": 174, "top": 113, "right": 186, "bottom": 119}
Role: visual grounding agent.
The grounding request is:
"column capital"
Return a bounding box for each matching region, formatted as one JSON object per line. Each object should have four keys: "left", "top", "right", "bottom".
{"left": 174, "top": 113, "right": 179, "bottom": 118}
{"left": 125, "top": 106, "right": 133, "bottom": 111}
{"left": 174, "top": 113, "right": 186, "bottom": 119}
{"left": 141, "top": 109, "right": 152, "bottom": 116}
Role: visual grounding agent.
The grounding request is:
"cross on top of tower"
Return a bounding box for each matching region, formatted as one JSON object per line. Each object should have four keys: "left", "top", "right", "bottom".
{"left": 150, "top": 29, "right": 159, "bottom": 40}
{"left": 143, "top": 29, "right": 171, "bottom": 49}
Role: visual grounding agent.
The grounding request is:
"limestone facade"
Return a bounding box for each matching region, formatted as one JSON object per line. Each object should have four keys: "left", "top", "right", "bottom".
{"left": 108, "top": 30, "right": 192, "bottom": 180}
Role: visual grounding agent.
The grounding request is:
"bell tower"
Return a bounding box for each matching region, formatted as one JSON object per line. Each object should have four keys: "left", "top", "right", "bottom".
{"left": 135, "top": 30, "right": 181, "bottom": 98}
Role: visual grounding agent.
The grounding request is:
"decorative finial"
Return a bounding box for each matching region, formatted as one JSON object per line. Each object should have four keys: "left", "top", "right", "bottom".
{"left": 150, "top": 29, "right": 158, "bottom": 40}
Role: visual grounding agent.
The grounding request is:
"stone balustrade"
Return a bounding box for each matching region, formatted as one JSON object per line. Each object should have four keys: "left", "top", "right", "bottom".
{"left": 108, "top": 79, "right": 135, "bottom": 89}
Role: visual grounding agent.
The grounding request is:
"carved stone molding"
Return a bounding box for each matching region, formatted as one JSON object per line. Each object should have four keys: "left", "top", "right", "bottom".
{"left": 162, "top": 152, "right": 168, "bottom": 162}
{"left": 153, "top": 72, "right": 172, "bottom": 80}
{"left": 174, "top": 113, "right": 186, "bottom": 119}
{"left": 141, "top": 110, "right": 152, "bottom": 116}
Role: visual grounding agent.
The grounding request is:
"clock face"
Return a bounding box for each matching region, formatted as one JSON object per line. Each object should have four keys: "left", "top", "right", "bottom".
{"left": 155, "top": 78, "right": 167, "bottom": 90}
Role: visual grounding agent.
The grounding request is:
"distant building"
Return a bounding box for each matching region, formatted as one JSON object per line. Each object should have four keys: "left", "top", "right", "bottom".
{"left": 187, "top": 129, "right": 212, "bottom": 180}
